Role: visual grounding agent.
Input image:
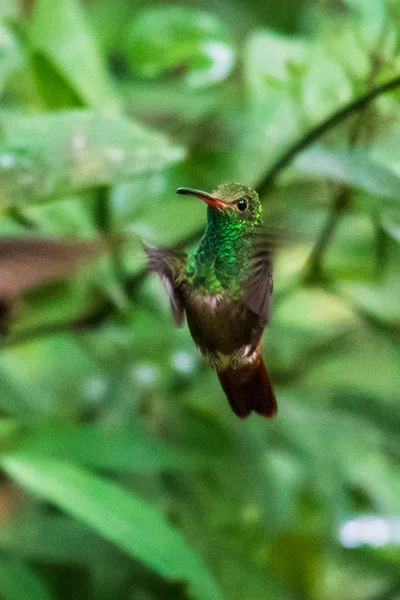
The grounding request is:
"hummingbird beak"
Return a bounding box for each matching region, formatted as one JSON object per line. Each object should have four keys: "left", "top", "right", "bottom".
{"left": 176, "top": 187, "right": 228, "bottom": 210}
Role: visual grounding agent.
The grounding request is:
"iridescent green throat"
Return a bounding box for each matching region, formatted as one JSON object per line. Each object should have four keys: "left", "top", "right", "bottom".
{"left": 185, "top": 206, "right": 261, "bottom": 293}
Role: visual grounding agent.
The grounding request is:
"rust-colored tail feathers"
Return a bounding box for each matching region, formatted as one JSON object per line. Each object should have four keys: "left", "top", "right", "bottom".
{"left": 217, "top": 356, "right": 277, "bottom": 418}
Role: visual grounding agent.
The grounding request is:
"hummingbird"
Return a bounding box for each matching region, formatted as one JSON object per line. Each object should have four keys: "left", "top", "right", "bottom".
{"left": 145, "top": 183, "right": 277, "bottom": 418}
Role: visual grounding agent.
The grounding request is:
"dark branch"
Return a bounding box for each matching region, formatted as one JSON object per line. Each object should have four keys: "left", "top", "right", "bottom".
{"left": 256, "top": 75, "right": 400, "bottom": 197}
{"left": 300, "top": 68, "right": 397, "bottom": 281}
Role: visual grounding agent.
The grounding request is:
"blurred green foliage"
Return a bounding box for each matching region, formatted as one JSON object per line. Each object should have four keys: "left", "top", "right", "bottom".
{"left": 0, "top": 0, "right": 399, "bottom": 599}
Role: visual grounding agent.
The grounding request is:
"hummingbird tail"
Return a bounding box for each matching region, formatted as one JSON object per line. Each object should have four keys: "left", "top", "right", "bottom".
{"left": 217, "top": 357, "right": 277, "bottom": 419}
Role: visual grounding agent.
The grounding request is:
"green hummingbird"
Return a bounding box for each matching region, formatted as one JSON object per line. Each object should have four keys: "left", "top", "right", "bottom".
{"left": 145, "top": 183, "right": 277, "bottom": 418}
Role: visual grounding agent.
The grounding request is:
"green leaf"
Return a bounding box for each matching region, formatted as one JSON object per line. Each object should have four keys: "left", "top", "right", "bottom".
{"left": 2, "top": 456, "right": 222, "bottom": 600}
{"left": 323, "top": 212, "right": 377, "bottom": 281}
{"left": 0, "top": 418, "right": 20, "bottom": 439}
{"left": 244, "top": 29, "right": 307, "bottom": 130}
{"left": 244, "top": 30, "right": 307, "bottom": 93}
{"left": 338, "top": 277, "right": 400, "bottom": 324}
{"left": 29, "top": 0, "right": 116, "bottom": 109}
{"left": 124, "top": 7, "right": 235, "bottom": 88}
{"left": 86, "top": 0, "right": 135, "bottom": 55}
{"left": 274, "top": 288, "right": 354, "bottom": 333}
{"left": 320, "top": 18, "right": 371, "bottom": 81}
{"left": 301, "top": 47, "right": 352, "bottom": 123}
{"left": 29, "top": 52, "right": 85, "bottom": 110}
{"left": 0, "top": 555, "right": 55, "bottom": 600}
{"left": 22, "top": 195, "right": 97, "bottom": 236}
{"left": 296, "top": 145, "right": 400, "bottom": 203}
{"left": 343, "top": 0, "right": 387, "bottom": 48}
{"left": 0, "top": 336, "right": 103, "bottom": 420}
{"left": 0, "top": 110, "right": 185, "bottom": 205}
{"left": 304, "top": 326, "right": 400, "bottom": 411}
{"left": 381, "top": 212, "right": 400, "bottom": 244}
{"left": 269, "top": 287, "right": 356, "bottom": 373}
{"left": 243, "top": 31, "right": 306, "bottom": 177}
{"left": 0, "top": 22, "right": 24, "bottom": 94}
{"left": 130, "top": 190, "right": 205, "bottom": 246}
{"left": 0, "top": 1, "right": 18, "bottom": 19}
{"left": 15, "top": 423, "right": 206, "bottom": 473}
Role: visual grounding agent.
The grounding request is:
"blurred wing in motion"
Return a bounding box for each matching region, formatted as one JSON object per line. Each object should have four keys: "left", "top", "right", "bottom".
{"left": 0, "top": 237, "right": 104, "bottom": 298}
{"left": 145, "top": 245, "right": 187, "bottom": 326}
{"left": 244, "top": 228, "right": 275, "bottom": 327}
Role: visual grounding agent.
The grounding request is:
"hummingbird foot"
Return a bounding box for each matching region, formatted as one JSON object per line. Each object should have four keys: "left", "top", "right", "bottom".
{"left": 230, "top": 344, "right": 253, "bottom": 370}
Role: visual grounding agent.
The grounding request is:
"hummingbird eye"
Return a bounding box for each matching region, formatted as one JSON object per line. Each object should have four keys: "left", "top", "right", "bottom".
{"left": 236, "top": 198, "right": 248, "bottom": 211}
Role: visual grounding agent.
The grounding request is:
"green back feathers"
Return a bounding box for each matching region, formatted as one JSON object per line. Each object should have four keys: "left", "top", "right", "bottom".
{"left": 186, "top": 184, "right": 262, "bottom": 293}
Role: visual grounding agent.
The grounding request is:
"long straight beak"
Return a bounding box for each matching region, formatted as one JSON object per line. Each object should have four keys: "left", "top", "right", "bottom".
{"left": 176, "top": 187, "right": 227, "bottom": 210}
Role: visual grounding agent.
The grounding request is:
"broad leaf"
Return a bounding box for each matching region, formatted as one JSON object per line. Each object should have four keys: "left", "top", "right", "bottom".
{"left": 15, "top": 423, "right": 206, "bottom": 473}
{"left": 0, "top": 336, "right": 103, "bottom": 420}
{"left": 29, "top": 0, "right": 116, "bottom": 108}
{"left": 343, "top": 0, "right": 387, "bottom": 48}
{"left": 125, "top": 7, "right": 235, "bottom": 88}
{"left": 0, "top": 110, "right": 185, "bottom": 205}
{"left": 296, "top": 145, "right": 400, "bottom": 203}
{"left": 0, "top": 23, "right": 24, "bottom": 94}
{"left": 2, "top": 456, "right": 222, "bottom": 600}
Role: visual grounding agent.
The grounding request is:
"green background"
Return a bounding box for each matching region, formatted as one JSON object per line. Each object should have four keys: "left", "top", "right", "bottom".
{"left": 0, "top": 0, "right": 399, "bottom": 599}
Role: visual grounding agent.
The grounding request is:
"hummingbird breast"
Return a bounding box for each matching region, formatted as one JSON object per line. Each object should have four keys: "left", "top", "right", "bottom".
{"left": 182, "top": 287, "right": 260, "bottom": 358}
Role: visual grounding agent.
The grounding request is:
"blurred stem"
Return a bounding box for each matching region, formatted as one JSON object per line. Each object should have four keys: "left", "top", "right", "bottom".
{"left": 304, "top": 187, "right": 351, "bottom": 283}
{"left": 94, "top": 186, "right": 129, "bottom": 303}
{"left": 94, "top": 186, "right": 111, "bottom": 235}
{"left": 373, "top": 214, "right": 389, "bottom": 280}
{"left": 302, "top": 55, "right": 386, "bottom": 283}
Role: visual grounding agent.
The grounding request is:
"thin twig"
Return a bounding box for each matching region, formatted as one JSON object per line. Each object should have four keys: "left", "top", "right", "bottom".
{"left": 304, "top": 186, "right": 351, "bottom": 282}
{"left": 256, "top": 74, "right": 400, "bottom": 196}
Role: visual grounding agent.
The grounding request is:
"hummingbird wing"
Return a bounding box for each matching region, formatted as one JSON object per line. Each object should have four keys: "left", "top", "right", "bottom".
{"left": 145, "top": 246, "right": 186, "bottom": 326}
{"left": 244, "top": 232, "right": 274, "bottom": 327}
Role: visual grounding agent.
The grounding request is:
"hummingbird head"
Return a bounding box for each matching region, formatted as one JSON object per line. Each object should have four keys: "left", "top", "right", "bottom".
{"left": 177, "top": 183, "right": 262, "bottom": 230}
